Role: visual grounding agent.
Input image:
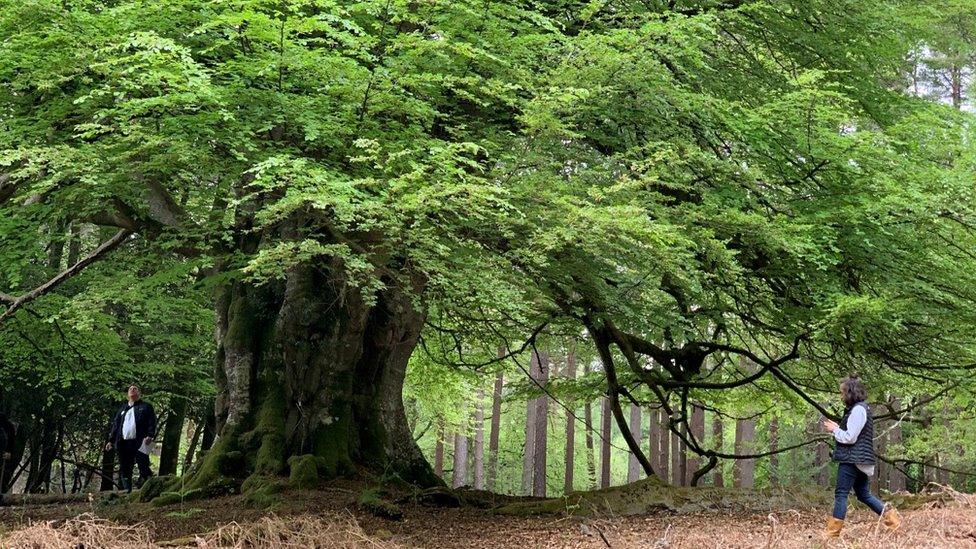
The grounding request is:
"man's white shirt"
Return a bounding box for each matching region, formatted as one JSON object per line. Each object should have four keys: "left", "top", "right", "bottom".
{"left": 122, "top": 406, "right": 137, "bottom": 440}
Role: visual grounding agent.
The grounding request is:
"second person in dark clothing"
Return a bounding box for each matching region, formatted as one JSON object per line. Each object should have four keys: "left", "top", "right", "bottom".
{"left": 105, "top": 385, "right": 157, "bottom": 492}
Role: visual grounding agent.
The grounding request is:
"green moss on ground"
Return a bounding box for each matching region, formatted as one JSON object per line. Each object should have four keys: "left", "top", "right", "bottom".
{"left": 287, "top": 454, "right": 320, "bottom": 490}
{"left": 359, "top": 487, "right": 404, "bottom": 521}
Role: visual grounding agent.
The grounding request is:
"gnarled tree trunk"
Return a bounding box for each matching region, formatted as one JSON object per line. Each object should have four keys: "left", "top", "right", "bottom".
{"left": 184, "top": 266, "right": 438, "bottom": 493}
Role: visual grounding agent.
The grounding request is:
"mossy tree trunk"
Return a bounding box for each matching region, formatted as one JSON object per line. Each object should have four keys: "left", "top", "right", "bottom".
{"left": 184, "top": 263, "right": 439, "bottom": 493}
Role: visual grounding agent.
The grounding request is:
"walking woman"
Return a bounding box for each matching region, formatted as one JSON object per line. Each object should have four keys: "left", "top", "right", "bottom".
{"left": 821, "top": 375, "right": 901, "bottom": 538}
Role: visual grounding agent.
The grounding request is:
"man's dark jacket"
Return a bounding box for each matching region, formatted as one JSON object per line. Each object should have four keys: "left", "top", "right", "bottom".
{"left": 107, "top": 401, "right": 157, "bottom": 445}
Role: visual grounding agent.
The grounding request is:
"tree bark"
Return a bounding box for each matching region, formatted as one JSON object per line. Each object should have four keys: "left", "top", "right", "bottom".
{"left": 487, "top": 369, "right": 504, "bottom": 491}
{"left": 658, "top": 408, "right": 670, "bottom": 485}
{"left": 732, "top": 417, "right": 755, "bottom": 488}
{"left": 185, "top": 267, "right": 438, "bottom": 492}
{"left": 888, "top": 400, "right": 906, "bottom": 492}
{"left": 627, "top": 404, "right": 642, "bottom": 483}
{"left": 473, "top": 389, "right": 485, "bottom": 490}
{"left": 199, "top": 398, "right": 216, "bottom": 454}
{"left": 434, "top": 421, "right": 445, "bottom": 478}
{"left": 768, "top": 417, "right": 778, "bottom": 486}
{"left": 159, "top": 397, "right": 187, "bottom": 476}
{"left": 647, "top": 406, "right": 660, "bottom": 481}
{"left": 183, "top": 415, "right": 203, "bottom": 474}
{"left": 564, "top": 350, "right": 577, "bottom": 494}
{"left": 599, "top": 396, "right": 611, "bottom": 489}
{"left": 452, "top": 431, "right": 468, "bottom": 489}
{"left": 583, "top": 362, "right": 597, "bottom": 490}
{"left": 712, "top": 414, "right": 723, "bottom": 487}
{"left": 688, "top": 405, "right": 704, "bottom": 483}
{"left": 522, "top": 351, "right": 540, "bottom": 495}
{"left": 678, "top": 422, "right": 688, "bottom": 486}
{"left": 532, "top": 351, "right": 549, "bottom": 497}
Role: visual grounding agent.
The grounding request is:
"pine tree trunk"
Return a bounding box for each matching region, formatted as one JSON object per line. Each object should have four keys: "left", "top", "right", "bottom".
{"left": 452, "top": 431, "right": 468, "bottom": 489}
{"left": 627, "top": 404, "right": 642, "bottom": 483}
{"left": 159, "top": 397, "right": 187, "bottom": 476}
{"left": 564, "top": 350, "right": 577, "bottom": 494}
{"left": 600, "top": 396, "right": 612, "bottom": 489}
{"left": 712, "top": 414, "right": 723, "bottom": 487}
{"left": 473, "top": 389, "right": 485, "bottom": 490}
{"left": 487, "top": 369, "right": 503, "bottom": 491}
{"left": 532, "top": 351, "right": 549, "bottom": 497}
{"left": 186, "top": 267, "right": 438, "bottom": 493}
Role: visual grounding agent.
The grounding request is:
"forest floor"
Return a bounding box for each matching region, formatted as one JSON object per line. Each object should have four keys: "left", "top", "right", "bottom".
{"left": 0, "top": 480, "right": 973, "bottom": 548}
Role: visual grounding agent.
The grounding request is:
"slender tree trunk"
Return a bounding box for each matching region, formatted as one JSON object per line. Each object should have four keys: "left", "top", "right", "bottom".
{"left": 876, "top": 412, "right": 888, "bottom": 492}
{"left": 522, "top": 351, "right": 540, "bottom": 495}
{"left": 487, "top": 369, "right": 503, "bottom": 491}
{"left": 658, "top": 408, "right": 670, "bottom": 484}
{"left": 888, "top": 399, "right": 906, "bottom": 492}
{"left": 951, "top": 65, "right": 963, "bottom": 110}
{"left": 678, "top": 422, "right": 688, "bottom": 486}
{"left": 627, "top": 405, "right": 642, "bottom": 483}
{"left": 768, "top": 417, "right": 778, "bottom": 486}
{"left": 159, "top": 397, "right": 187, "bottom": 476}
{"left": 186, "top": 267, "right": 439, "bottom": 492}
{"left": 600, "top": 396, "right": 611, "bottom": 489}
{"left": 532, "top": 351, "right": 549, "bottom": 497}
{"left": 647, "top": 406, "right": 660, "bottom": 482}
{"left": 670, "top": 418, "right": 680, "bottom": 486}
{"left": 452, "top": 431, "right": 468, "bottom": 489}
{"left": 583, "top": 362, "right": 597, "bottom": 490}
{"left": 199, "top": 399, "right": 216, "bottom": 455}
{"left": 688, "top": 405, "right": 704, "bottom": 483}
{"left": 712, "top": 414, "right": 724, "bottom": 487}
{"left": 564, "top": 350, "right": 577, "bottom": 494}
{"left": 733, "top": 417, "right": 755, "bottom": 488}
{"left": 434, "top": 421, "right": 445, "bottom": 478}
{"left": 183, "top": 415, "right": 203, "bottom": 474}
{"left": 473, "top": 389, "right": 485, "bottom": 490}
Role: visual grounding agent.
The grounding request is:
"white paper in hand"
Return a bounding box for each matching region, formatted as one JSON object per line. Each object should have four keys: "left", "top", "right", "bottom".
{"left": 138, "top": 440, "right": 153, "bottom": 455}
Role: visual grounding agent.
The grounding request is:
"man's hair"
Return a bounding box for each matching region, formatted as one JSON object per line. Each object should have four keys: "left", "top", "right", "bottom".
{"left": 128, "top": 385, "right": 140, "bottom": 392}
{"left": 840, "top": 375, "right": 867, "bottom": 407}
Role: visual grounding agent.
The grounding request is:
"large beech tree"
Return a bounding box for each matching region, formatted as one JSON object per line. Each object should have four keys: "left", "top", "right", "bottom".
{"left": 2, "top": 0, "right": 976, "bottom": 494}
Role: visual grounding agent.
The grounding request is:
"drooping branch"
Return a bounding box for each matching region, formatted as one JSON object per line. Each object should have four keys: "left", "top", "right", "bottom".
{"left": 0, "top": 229, "right": 132, "bottom": 323}
{"left": 586, "top": 316, "right": 657, "bottom": 479}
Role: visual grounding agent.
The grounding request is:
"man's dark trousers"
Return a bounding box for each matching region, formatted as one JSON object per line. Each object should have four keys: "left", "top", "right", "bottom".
{"left": 117, "top": 439, "right": 152, "bottom": 492}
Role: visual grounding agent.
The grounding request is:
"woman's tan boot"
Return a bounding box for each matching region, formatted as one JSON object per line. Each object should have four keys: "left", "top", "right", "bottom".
{"left": 883, "top": 508, "right": 902, "bottom": 530}
{"left": 825, "top": 517, "right": 844, "bottom": 538}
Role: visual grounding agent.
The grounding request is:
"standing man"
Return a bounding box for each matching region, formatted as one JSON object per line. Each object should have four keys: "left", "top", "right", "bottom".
{"left": 105, "top": 385, "right": 157, "bottom": 492}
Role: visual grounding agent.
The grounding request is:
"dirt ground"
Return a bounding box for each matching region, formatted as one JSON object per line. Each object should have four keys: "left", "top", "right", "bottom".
{"left": 1, "top": 482, "right": 973, "bottom": 548}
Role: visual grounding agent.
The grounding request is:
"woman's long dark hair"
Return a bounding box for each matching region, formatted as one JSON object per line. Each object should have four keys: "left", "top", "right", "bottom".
{"left": 840, "top": 375, "right": 867, "bottom": 407}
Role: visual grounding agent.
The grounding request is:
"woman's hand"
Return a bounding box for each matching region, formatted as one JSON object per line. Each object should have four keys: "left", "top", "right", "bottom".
{"left": 822, "top": 419, "right": 839, "bottom": 433}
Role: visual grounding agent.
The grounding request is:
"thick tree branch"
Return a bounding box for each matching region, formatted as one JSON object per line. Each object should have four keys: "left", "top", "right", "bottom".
{"left": 0, "top": 230, "right": 132, "bottom": 322}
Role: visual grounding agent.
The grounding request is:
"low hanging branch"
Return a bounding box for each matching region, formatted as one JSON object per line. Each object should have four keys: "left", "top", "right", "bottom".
{"left": 0, "top": 229, "right": 132, "bottom": 323}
